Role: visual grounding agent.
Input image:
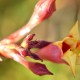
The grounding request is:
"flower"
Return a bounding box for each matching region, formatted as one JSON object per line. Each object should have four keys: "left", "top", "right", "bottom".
{"left": 31, "top": 21, "right": 79, "bottom": 76}
{"left": 0, "top": 0, "right": 80, "bottom": 77}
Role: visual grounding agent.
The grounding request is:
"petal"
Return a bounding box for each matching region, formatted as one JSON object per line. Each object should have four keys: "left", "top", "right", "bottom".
{"left": 36, "top": 44, "right": 65, "bottom": 63}
{"left": 75, "top": 42, "right": 80, "bottom": 65}
{"left": 63, "top": 37, "right": 77, "bottom": 50}
{"left": 58, "top": 21, "right": 79, "bottom": 51}
{"left": 69, "top": 21, "right": 79, "bottom": 40}
{"left": 62, "top": 50, "right": 76, "bottom": 77}
{"left": 76, "top": 56, "right": 80, "bottom": 65}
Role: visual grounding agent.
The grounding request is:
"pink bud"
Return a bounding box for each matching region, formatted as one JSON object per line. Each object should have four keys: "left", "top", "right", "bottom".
{"left": 35, "top": 0, "right": 56, "bottom": 21}
{"left": 30, "top": 0, "right": 56, "bottom": 24}
{"left": 36, "top": 44, "right": 66, "bottom": 63}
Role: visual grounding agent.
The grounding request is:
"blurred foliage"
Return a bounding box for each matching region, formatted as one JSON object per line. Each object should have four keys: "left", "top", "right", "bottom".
{"left": 0, "top": 0, "right": 80, "bottom": 80}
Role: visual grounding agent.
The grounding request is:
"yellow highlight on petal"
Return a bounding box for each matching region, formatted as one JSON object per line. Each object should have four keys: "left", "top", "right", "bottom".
{"left": 63, "top": 37, "right": 78, "bottom": 50}
{"left": 62, "top": 50, "right": 76, "bottom": 77}
{"left": 53, "top": 41, "right": 63, "bottom": 48}
{"left": 69, "top": 21, "right": 79, "bottom": 39}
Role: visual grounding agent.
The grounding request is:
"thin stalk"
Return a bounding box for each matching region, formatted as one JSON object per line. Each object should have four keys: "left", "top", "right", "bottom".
{"left": 0, "top": 0, "right": 56, "bottom": 44}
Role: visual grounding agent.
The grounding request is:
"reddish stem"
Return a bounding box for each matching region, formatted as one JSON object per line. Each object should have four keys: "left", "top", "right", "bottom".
{"left": 0, "top": 22, "right": 39, "bottom": 44}
{"left": 0, "top": 0, "right": 56, "bottom": 44}
{"left": 0, "top": 43, "right": 53, "bottom": 76}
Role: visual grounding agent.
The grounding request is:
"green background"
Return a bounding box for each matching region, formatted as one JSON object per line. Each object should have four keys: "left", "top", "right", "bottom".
{"left": 0, "top": 0, "right": 80, "bottom": 80}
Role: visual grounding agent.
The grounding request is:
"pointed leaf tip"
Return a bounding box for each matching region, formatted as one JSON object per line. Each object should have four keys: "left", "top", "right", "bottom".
{"left": 28, "top": 62, "right": 53, "bottom": 76}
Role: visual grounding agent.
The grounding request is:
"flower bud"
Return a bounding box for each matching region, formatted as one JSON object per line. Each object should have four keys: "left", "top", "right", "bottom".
{"left": 29, "top": 0, "right": 56, "bottom": 25}
{"left": 34, "top": 0, "right": 56, "bottom": 21}
{"left": 36, "top": 44, "right": 65, "bottom": 63}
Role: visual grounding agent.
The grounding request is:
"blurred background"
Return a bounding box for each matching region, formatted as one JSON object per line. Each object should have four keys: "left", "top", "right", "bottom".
{"left": 0, "top": 0, "right": 80, "bottom": 80}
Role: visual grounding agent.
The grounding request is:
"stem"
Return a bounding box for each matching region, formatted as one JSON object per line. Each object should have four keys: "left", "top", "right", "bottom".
{"left": 0, "top": 0, "right": 56, "bottom": 44}
{"left": 0, "top": 19, "right": 40, "bottom": 44}
{"left": 0, "top": 43, "right": 29, "bottom": 68}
